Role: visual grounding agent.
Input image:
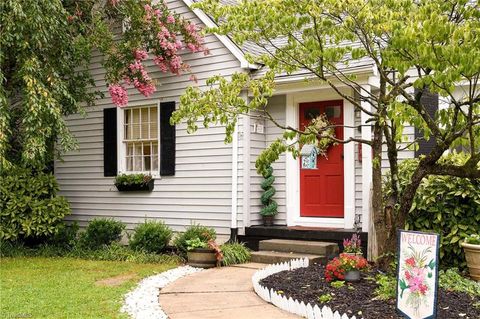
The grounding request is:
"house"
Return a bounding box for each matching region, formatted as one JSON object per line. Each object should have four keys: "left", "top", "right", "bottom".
{"left": 55, "top": 0, "right": 442, "bottom": 249}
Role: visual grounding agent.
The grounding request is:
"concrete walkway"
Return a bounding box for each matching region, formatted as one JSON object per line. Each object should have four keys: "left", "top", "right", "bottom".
{"left": 159, "top": 263, "right": 299, "bottom": 319}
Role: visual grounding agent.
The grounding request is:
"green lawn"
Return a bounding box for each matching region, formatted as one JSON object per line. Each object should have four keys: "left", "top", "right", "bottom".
{"left": 0, "top": 257, "right": 178, "bottom": 319}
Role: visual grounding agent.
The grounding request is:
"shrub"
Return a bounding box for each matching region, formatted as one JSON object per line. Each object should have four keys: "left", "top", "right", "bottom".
{"left": 221, "top": 242, "right": 251, "bottom": 266}
{"left": 0, "top": 166, "right": 71, "bottom": 241}
{"left": 384, "top": 153, "right": 480, "bottom": 268}
{"left": 79, "top": 218, "right": 125, "bottom": 249}
{"left": 129, "top": 220, "right": 172, "bottom": 253}
{"left": 47, "top": 222, "right": 79, "bottom": 249}
{"left": 114, "top": 173, "right": 152, "bottom": 186}
{"left": 173, "top": 223, "right": 216, "bottom": 254}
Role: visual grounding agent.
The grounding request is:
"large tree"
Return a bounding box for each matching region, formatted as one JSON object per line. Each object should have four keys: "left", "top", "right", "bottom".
{"left": 172, "top": 0, "right": 480, "bottom": 261}
{"left": 0, "top": 0, "right": 206, "bottom": 169}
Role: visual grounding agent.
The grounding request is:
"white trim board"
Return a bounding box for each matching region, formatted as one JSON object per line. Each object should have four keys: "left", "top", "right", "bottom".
{"left": 285, "top": 88, "right": 356, "bottom": 229}
{"left": 181, "top": 0, "right": 259, "bottom": 70}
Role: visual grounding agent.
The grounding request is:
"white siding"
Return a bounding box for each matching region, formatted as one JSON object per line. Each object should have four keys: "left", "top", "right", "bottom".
{"left": 55, "top": 0, "right": 244, "bottom": 235}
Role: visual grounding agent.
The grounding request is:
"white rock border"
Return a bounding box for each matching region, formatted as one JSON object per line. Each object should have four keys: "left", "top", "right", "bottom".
{"left": 252, "top": 258, "right": 360, "bottom": 319}
{"left": 121, "top": 265, "right": 202, "bottom": 319}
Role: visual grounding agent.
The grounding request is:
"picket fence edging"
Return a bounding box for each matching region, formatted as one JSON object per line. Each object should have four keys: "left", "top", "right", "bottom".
{"left": 252, "top": 258, "right": 360, "bottom": 319}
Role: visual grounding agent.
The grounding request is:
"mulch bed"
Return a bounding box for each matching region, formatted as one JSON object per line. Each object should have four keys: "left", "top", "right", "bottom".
{"left": 260, "top": 263, "right": 480, "bottom": 319}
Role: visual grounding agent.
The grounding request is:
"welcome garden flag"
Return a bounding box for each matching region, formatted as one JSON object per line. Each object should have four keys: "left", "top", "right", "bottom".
{"left": 396, "top": 230, "right": 440, "bottom": 319}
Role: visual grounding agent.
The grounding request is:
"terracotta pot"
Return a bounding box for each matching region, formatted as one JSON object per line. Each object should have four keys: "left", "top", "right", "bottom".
{"left": 187, "top": 248, "right": 217, "bottom": 268}
{"left": 344, "top": 270, "right": 360, "bottom": 282}
{"left": 263, "top": 216, "right": 274, "bottom": 226}
{"left": 342, "top": 252, "right": 363, "bottom": 257}
{"left": 461, "top": 242, "right": 480, "bottom": 281}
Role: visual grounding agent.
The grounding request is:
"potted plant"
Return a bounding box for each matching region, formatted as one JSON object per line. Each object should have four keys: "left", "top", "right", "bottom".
{"left": 342, "top": 233, "right": 363, "bottom": 256}
{"left": 186, "top": 237, "right": 223, "bottom": 268}
{"left": 260, "top": 165, "right": 278, "bottom": 226}
{"left": 114, "top": 173, "right": 154, "bottom": 192}
{"left": 325, "top": 253, "right": 368, "bottom": 283}
{"left": 461, "top": 234, "right": 480, "bottom": 281}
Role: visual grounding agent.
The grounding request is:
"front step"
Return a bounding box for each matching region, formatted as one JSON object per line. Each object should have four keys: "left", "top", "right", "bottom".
{"left": 250, "top": 251, "right": 327, "bottom": 264}
{"left": 259, "top": 239, "right": 338, "bottom": 257}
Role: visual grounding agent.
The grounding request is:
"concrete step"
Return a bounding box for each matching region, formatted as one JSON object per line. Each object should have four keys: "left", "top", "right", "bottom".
{"left": 259, "top": 239, "right": 339, "bottom": 257}
{"left": 250, "top": 251, "right": 327, "bottom": 264}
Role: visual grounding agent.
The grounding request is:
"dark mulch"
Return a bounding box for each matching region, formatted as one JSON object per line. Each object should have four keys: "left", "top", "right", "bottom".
{"left": 259, "top": 263, "right": 480, "bottom": 319}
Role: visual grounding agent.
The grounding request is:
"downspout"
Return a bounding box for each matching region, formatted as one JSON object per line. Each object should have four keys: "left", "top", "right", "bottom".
{"left": 229, "top": 120, "right": 239, "bottom": 242}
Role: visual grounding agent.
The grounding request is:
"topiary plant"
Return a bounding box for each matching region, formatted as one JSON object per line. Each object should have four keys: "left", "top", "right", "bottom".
{"left": 260, "top": 165, "right": 278, "bottom": 217}
{"left": 129, "top": 220, "right": 172, "bottom": 253}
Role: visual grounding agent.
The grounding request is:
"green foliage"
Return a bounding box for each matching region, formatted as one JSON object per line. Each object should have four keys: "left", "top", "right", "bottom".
{"left": 46, "top": 222, "right": 79, "bottom": 249}
{"left": 318, "top": 293, "right": 333, "bottom": 303}
{"left": 173, "top": 224, "right": 216, "bottom": 254}
{"left": 0, "top": 166, "right": 71, "bottom": 241}
{"left": 330, "top": 280, "right": 345, "bottom": 289}
{"left": 465, "top": 234, "right": 480, "bottom": 245}
{"left": 185, "top": 238, "right": 207, "bottom": 251}
{"left": 114, "top": 174, "right": 152, "bottom": 186}
{"left": 129, "top": 220, "right": 172, "bottom": 253}
{"left": 374, "top": 273, "right": 397, "bottom": 300}
{"left": 79, "top": 218, "right": 125, "bottom": 249}
{"left": 0, "top": 241, "right": 182, "bottom": 264}
{"left": 385, "top": 153, "right": 480, "bottom": 268}
{"left": 220, "top": 242, "right": 251, "bottom": 266}
{"left": 260, "top": 165, "right": 278, "bottom": 217}
{"left": 439, "top": 268, "right": 480, "bottom": 297}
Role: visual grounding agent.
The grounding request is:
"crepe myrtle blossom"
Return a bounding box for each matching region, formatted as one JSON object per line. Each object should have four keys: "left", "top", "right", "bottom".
{"left": 107, "top": 1, "right": 207, "bottom": 107}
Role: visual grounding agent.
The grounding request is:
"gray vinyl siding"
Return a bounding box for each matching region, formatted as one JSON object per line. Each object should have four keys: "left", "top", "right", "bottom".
{"left": 55, "top": 0, "right": 244, "bottom": 236}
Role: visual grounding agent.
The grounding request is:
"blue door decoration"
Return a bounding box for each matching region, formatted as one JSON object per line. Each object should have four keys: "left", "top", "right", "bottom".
{"left": 300, "top": 144, "right": 319, "bottom": 169}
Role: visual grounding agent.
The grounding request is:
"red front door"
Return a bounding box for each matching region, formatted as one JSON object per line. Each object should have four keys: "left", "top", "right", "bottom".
{"left": 300, "top": 100, "right": 344, "bottom": 217}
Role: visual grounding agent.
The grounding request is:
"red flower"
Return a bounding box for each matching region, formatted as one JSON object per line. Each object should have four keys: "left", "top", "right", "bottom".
{"left": 405, "top": 270, "right": 411, "bottom": 280}
{"left": 405, "top": 257, "right": 416, "bottom": 267}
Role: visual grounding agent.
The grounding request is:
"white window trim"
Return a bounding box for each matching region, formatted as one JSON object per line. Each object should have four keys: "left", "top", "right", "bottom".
{"left": 116, "top": 100, "right": 161, "bottom": 178}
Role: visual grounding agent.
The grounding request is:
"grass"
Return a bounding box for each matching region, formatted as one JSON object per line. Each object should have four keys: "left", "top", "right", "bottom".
{"left": 0, "top": 256, "right": 179, "bottom": 319}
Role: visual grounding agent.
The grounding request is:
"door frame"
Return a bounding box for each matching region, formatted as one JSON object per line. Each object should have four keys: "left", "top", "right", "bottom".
{"left": 285, "top": 90, "right": 356, "bottom": 229}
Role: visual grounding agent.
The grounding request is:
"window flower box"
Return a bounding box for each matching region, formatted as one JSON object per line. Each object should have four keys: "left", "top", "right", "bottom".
{"left": 114, "top": 174, "right": 154, "bottom": 192}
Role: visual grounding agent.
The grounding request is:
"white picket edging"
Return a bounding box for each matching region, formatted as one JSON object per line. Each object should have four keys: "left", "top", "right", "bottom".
{"left": 252, "top": 258, "right": 359, "bottom": 319}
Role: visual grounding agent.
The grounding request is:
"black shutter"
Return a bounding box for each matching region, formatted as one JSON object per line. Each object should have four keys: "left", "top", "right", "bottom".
{"left": 160, "top": 102, "right": 176, "bottom": 176}
{"left": 414, "top": 88, "right": 439, "bottom": 157}
{"left": 103, "top": 108, "right": 117, "bottom": 177}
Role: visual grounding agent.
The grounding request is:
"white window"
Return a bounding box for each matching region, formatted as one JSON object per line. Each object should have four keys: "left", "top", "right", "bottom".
{"left": 123, "top": 105, "right": 159, "bottom": 173}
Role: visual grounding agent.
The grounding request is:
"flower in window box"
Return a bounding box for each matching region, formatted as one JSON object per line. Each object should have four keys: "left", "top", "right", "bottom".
{"left": 114, "top": 173, "right": 154, "bottom": 192}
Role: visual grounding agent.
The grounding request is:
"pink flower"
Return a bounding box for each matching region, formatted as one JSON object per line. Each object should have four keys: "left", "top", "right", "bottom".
{"left": 110, "top": 0, "right": 120, "bottom": 6}
{"left": 169, "top": 55, "right": 183, "bottom": 74}
{"left": 407, "top": 267, "right": 426, "bottom": 294}
{"left": 135, "top": 81, "right": 156, "bottom": 97}
{"left": 134, "top": 49, "right": 148, "bottom": 61}
{"left": 166, "top": 15, "right": 175, "bottom": 23}
{"left": 109, "top": 84, "right": 128, "bottom": 107}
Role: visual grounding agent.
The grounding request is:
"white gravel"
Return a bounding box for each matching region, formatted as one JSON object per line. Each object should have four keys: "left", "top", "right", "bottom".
{"left": 121, "top": 265, "right": 203, "bottom": 319}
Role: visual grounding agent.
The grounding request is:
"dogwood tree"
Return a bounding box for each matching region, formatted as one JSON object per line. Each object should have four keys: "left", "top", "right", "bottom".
{"left": 172, "top": 0, "right": 480, "bottom": 261}
{"left": 0, "top": 0, "right": 206, "bottom": 168}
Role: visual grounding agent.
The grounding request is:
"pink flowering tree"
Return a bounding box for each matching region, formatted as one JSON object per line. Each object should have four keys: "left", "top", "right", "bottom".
{"left": 98, "top": 0, "right": 208, "bottom": 107}
{"left": 1, "top": 0, "right": 206, "bottom": 168}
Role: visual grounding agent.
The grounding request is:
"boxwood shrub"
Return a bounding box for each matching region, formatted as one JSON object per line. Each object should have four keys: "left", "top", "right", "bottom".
{"left": 0, "top": 166, "right": 71, "bottom": 241}
{"left": 385, "top": 153, "right": 480, "bottom": 268}
{"left": 129, "top": 220, "right": 173, "bottom": 253}
{"left": 79, "top": 218, "right": 125, "bottom": 249}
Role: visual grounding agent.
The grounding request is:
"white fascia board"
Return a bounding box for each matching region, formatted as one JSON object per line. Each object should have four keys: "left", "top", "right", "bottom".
{"left": 182, "top": 0, "right": 259, "bottom": 70}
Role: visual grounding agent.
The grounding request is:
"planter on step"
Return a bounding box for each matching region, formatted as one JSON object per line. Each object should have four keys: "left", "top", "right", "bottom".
{"left": 262, "top": 215, "right": 274, "bottom": 226}
{"left": 187, "top": 248, "right": 218, "bottom": 268}
{"left": 461, "top": 242, "right": 480, "bottom": 281}
{"left": 115, "top": 178, "right": 155, "bottom": 192}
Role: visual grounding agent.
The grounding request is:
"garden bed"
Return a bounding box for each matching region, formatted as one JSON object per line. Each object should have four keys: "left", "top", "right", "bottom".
{"left": 259, "top": 262, "right": 480, "bottom": 319}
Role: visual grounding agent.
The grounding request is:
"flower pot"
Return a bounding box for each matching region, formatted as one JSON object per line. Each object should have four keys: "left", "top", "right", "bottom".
{"left": 461, "top": 242, "right": 480, "bottom": 281}
{"left": 115, "top": 179, "right": 154, "bottom": 192}
{"left": 344, "top": 270, "right": 361, "bottom": 282}
{"left": 263, "top": 216, "right": 274, "bottom": 226}
{"left": 342, "top": 252, "right": 363, "bottom": 257}
{"left": 187, "top": 248, "right": 218, "bottom": 268}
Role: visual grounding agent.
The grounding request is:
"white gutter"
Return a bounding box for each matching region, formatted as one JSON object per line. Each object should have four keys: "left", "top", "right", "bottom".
{"left": 230, "top": 121, "right": 239, "bottom": 233}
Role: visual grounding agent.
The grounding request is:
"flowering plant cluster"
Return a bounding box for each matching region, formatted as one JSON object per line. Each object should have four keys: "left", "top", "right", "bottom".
{"left": 324, "top": 253, "right": 368, "bottom": 282}
{"left": 98, "top": 0, "right": 208, "bottom": 107}
{"left": 343, "top": 233, "right": 362, "bottom": 254}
